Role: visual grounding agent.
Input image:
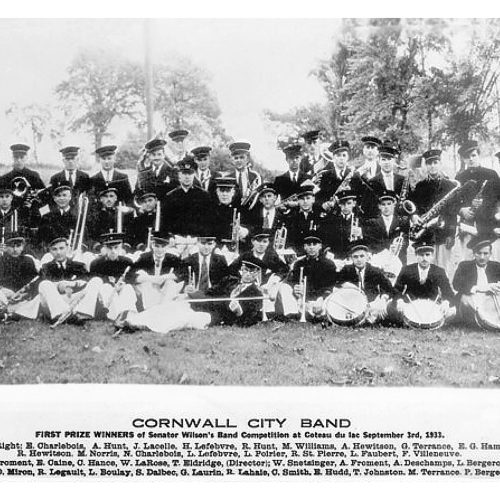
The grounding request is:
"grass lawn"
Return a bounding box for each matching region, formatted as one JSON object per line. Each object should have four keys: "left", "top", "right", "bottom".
{"left": 1, "top": 319, "right": 500, "bottom": 386}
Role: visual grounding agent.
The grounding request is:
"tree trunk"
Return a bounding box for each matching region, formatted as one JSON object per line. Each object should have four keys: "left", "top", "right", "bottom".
{"left": 31, "top": 120, "right": 39, "bottom": 164}
{"left": 427, "top": 110, "right": 433, "bottom": 148}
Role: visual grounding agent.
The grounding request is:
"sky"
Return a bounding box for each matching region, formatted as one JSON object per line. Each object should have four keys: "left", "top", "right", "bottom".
{"left": 0, "top": 19, "right": 339, "bottom": 170}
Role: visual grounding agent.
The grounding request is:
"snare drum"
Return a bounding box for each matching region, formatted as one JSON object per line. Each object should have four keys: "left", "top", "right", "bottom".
{"left": 402, "top": 299, "right": 445, "bottom": 330}
{"left": 325, "top": 287, "right": 369, "bottom": 326}
{"left": 475, "top": 293, "right": 500, "bottom": 332}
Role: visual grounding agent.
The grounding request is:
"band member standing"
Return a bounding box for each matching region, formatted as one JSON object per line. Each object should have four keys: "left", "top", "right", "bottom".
{"left": 136, "top": 138, "right": 178, "bottom": 197}
{"left": 409, "top": 149, "right": 460, "bottom": 277}
{"left": 0, "top": 234, "right": 40, "bottom": 320}
{"left": 38, "top": 237, "right": 101, "bottom": 324}
{"left": 50, "top": 146, "right": 90, "bottom": 197}
{"left": 229, "top": 141, "right": 262, "bottom": 204}
{"left": 37, "top": 185, "right": 77, "bottom": 250}
{"left": 355, "top": 136, "right": 382, "bottom": 180}
{"left": 166, "top": 129, "right": 190, "bottom": 164}
{"left": 284, "top": 185, "right": 324, "bottom": 252}
{"left": 289, "top": 232, "right": 337, "bottom": 321}
{"left": 393, "top": 238, "right": 456, "bottom": 322}
{"left": 299, "top": 130, "right": 322, "bottom": 176}
{"left": 274, "top": 144, "right": 308, "bottom": 200}
{"left": 89, "top": 232, "right": 137, "bottom": 321}
{"left": 321, "top": 190, "right": 363, "bottom": 261}
{"left": 0, "top": 144, "right": 45, "bottom": 195}
{"left": 369, "top": 145, "right": 405, "bottom": 199}
{"left": 90, "top": 145, "right": 133, "bottom": 205}
{"left": 452, "top": 233, "right": 500, "bottom": 326}
{"left": 192, "top": 146, "right": 216, "bottom": 196}
{"left": 334, "top": 241, "right": 394, "bottom": 324}
{"left": 160, "top": 157, "right": 212, "bottom": 237}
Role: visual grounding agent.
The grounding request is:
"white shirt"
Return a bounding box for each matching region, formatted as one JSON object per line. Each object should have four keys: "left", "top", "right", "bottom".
{"left": 237, "top": 170, "right": 248, "bottom": 196}
{"left": 476, "top": 265, "right": 488, "bottom": 288}
{"left": 289, "top": 171, "right": 298, "bottom": 183}
{"left": 335, "top": 167, "right": 346, "bottom": 179}
{"left": 418, "top": 265, "right": 429, "bottom": 284}
{"left": 198, "top": 253, "right": 212, "bottom": 288}
{"left": 102, "top": 169, "right": 114, "bottom": 183}
{"left": 153, "top": 256, "right": 164, "bottom": 277}
{"left": 382, "top": 173, "right": 394, "bottom": 191}
{"left": 65, "top": 170, "right": 76, "bottom": 184}
{"left": 356, "top": 267, "right": 366, "bottom": 289}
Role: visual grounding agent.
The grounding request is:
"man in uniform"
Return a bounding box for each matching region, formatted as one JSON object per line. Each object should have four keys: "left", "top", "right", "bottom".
{"left": 38, "top": 237, "right": 101, "bottom": 324}
{"left": 334, "top": 241, "right": 394, "bottom": 324}
{"left": 160, "top": 157, "right": 212, "bottom": 237}
{"left": 90, "top": 145, "right": 133, "bottom": 205}
{"left": 166, "top": 129, "right": 189, "bottom": 164}
{"left": 50, "top": 146, "right": 90, "bottom": 197}
{"left": 192, "top": 146, "right": 216, "bottom": 196}
{"left": 89, "top": 232, "right": 137, "bottom": 321}
{"left": 0, "top": 144, "right": 45, "bottom": 198}
{"left": 409, "top": 149, "right": 461, "bottom": 277}
{"left": 393, "top": 238, "right": 456, "bottom": 323}
{"left": 0, "top": 233, "right": 40, "bottom": 321}
{"left": 229, "top": 141, "right": 262, "bottom": 205}
{"left": 125, "top": 191, "right": 160, "bottom": 251}
{"left": 369, "top": 144, "right": 405, "bottom": 200}
{"left": 288, "top": 232, "right": 337, "bottom": 321}
{"left": 274, "top": 144, "right": 308, "bottom": 200}
{"left": 284, "top": 185, "right": 324, "bottom": 252}
{"left": 452, "top": 233, "right": 500, "bottom": 326}
{"left": 136, "top": 138, "right": 178, "bottom": 198}
{"left": 299, "top": 130, "right": 322, "bottom": 176}
{"left": 0, "top": 187, "right": 32, "bottom": 240}
{"left": 355, "top": 136, "right": 382, "bottom": 180}
{"left": 37, "top": 185, "right": 77, "bottom": 250}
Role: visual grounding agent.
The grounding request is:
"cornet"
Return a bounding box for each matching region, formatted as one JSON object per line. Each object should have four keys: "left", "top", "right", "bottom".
{"left": 274, "top": 225, "right": 287, "bottom": 252}
{"left": 349, "top": 216, "right": 362, "bottom": 242}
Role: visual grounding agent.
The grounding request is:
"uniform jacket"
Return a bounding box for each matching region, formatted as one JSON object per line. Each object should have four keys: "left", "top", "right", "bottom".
{"left": 132, "top": 251, "right": 183, "bottom": 279}
{"left": 136, "top": 161, "right": 179, "bottom": 198}
{"left": 284, "top": 206, "right": 325, "bottom": 251}
{"left": 335, "top": 263, "right": 394, "bottom": 301}
{"left": 452, "top": 260, "right": 500, "bottom": 296}
{"left": 0, "top": 253, "right": 38, "bottom": 291}
{"left": 288, "top": 254, "right": 337, "bottom": 300}
{"left": 0, "top": 167, "right": 45, "bottom": 191}
{"left": 126, "top": 210, "right": 157, "bottom": 249}
{"left": 181, "top": 252, "right": 229, "bottom": 290}
{"left": 40, "top": 259, "right": 88, "bottom": 281}
{"left": 394, "top": 263, "right": 455, "bottom": 302}
{"left": 90, "top": 170, "right": 133, "bottom": 204}
{"left": 242, "top": 204, "right": 287, "bottom": 241}
{"left": 37, "top": 208, "right": 77, "bottom": 247}
{"left": 208, "top": 201, "right": 242, "bottom": 243}
{"left": 229, "top": 249, "right": 288, "bottom": 282}
{"left": 273, "top": 170, "right": 310, "bottom": 200}
{"left": 320, "top": 212, "right": 365, "bottom": 260}
{"left": 89, "top": 255, "right": 134, "bottom": 284}
{"left": 363, "top": 215, "right": 410, "bottom": 263}
{"left": 50, "top": 169, "right": 91, "bottom": 195}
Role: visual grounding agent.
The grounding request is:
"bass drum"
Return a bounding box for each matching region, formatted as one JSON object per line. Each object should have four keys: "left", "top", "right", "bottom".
{"left": 475, "top": 293, "right": 500, "bottom": 332}
{"left": 402, "top": 299, "right": 444, "bottom": 330}
{"left": 325, "top": 286, "right": 368, "bottom": 326}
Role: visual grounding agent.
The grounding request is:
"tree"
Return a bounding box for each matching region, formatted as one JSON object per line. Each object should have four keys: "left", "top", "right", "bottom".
{"left": 55, "top": 49, "right": 144, "bottom": 149}
{"left": 152, "top": 57, "right": 227, "bottom": 145}
{"left": 5, "top": 103, "right": 51, "bottom": 163}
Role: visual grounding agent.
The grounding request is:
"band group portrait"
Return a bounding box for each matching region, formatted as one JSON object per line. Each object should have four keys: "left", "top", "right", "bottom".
{"left": 1, "top": 131, "right": 500, "bottom": 335}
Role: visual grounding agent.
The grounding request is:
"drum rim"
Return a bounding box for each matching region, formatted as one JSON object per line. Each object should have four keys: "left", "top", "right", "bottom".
{"left": 474, "top": 309, "right": 500, "bottom": 332}
{"left": 402, "top": 300, "right": 445, "bottom": 330}
{"left": 325, "top": 287, "right": 369, "bottom": 326}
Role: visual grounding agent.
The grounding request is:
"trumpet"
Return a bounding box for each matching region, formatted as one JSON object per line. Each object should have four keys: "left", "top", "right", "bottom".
{"left": 274, "top": 225, "right": 287, "bottom": 252}
{"left": 298, "top": 267, "right": 307, "bottom": 323}
{"left": 390, "top": 231, "right": 405, "bottom": 258}
{"left": 231, "top": 209, "right": 241, "bottom": 254}
{"left": 349, "top": 217, "right": 362, "bottom": 242}
{"left": 187, "top": 265, "right": 197, "bottom": 291}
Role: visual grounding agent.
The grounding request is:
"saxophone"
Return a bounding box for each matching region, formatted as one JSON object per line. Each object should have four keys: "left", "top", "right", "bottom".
{"left": 410, "top": 180, "right": 477, "bottom": 240}
{"left": 457, "top": 180, "right": 488, "bottom": 238}
{"left": 397, "top": 175, "right": 417, "bottom": 216}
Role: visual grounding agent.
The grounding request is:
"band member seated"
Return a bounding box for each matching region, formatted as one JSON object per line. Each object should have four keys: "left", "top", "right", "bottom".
{"left": 136, "top": 138, "right": 178, "bottom": 197}
{"left": 334, "top": 241, "right": 394, "bottom": 324}
{"left": 89, "top": 232, "right": 137, "bottom": 321}
{"left": 208, "top": 176, "right": 248, "bottom": 257}
{"left": 243, "top": 183, "right": 285, "bottom": 241}
{"left": 0, "top": 234, "right": 40, "bottom": 320}
{"left": 126, "top": 191, "right": 160, "bottom": 251}
{"left": 181, "top": 236, "right": 228, "bottom": 293}
{"left": 393, "top": 238, "right": 456, "bottom": 324}
{"left": 321, "top": 190, "right": 363, "bottom": 261}
{"left": 274, "top": 144, "right": 308, "bottom": 200}
{"left": 37, "top": 185, "right": 77, "bottom": 250}
{"left": 452, "top": 233, "right": 500, "bottom": 327}
{"left": 50, "top": 146, "right": 90, "bottom": 198}
{"left": 284, "top": 185, "right": 324, "bottom": 252}
{"left": 289, "top": 232, "right": 337, "bottom": 320}
{"left": 131, "top": 232, "right": 183, "bottom": 310}
{"left": 160, "top": 157, "right": 212, "bottom": 237}
{"left": 87, "top": 187, "right": 133, "bottom": 249}
{"left": 0, "top": 187, "right": 31, "bottom": 240}
{"left": 192, "top": 146, "right": 216, "bottom": 196}
{"left": 184, "top": 258, "right": 265, "bottom": 327}
{"left": 38, "top": 237, "right": 101, "bottom": 324}
{"left": 229, "top": 141, "right": 262, "bottom": 205}
{"left": 90, "top": 145, "right": 133, "bottom": 205}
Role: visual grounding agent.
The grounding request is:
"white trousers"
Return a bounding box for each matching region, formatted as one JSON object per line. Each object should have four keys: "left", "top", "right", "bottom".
{"left": 39, "top": 277, "right": 102, "bottom": 320}
{"left": 98, "top": 283, "right": 137, "bottom": 320}
{"left": 135, "top": 278, "right": 184, "bottom": 310}
{"left": 0, "top": 289, "right": 40, "bottom": 319}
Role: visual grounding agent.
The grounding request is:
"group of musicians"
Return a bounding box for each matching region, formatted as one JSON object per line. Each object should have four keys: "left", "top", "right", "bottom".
{"left": 1, "top": 129, "right": 500, "bottom": 333}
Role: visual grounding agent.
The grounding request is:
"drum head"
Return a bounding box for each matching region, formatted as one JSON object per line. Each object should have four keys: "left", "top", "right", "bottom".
{"left": 402, "top": 299, "right": 444, "bottom": 330}
{"left": 325, "top": 288, "right": 368, "bottom": 326}
{"left": 475, "top": 294, "right": 500, "bottom": 332}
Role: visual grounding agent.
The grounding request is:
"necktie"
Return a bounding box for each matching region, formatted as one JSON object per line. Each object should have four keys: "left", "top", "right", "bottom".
{"left": 357, "top": 269, "right": 364, "bottom": 290}
{"left": 69, "top": 171, "right": 74, "bottom": 187}
{"left": 154, "top": 259, "right": 161, "bottom": 277}
{"left": 199, "top": 256, "right": 210, "bottom": 292}
{"left": 264, "top": 211, "right": 270, "bottom": 229}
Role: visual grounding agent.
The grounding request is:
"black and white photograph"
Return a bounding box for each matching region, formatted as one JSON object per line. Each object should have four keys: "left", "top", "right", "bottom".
{"left": 1, "top": 11, "right": 500, "bottom": 493}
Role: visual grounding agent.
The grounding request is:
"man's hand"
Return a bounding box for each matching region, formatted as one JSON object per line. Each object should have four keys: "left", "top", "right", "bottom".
{"left": 489, "top": 282, "right": 500, "bottom": 294}
{"left": 184, "top": 283, "right": 196, "bottom": 294}
{"left": 459, "top": 207, "right": 474, "bottom": 221}
{"left": 229, "top": 300, "right": 243, "bottom": 316}
{"left": 293, "top": 283, "right": 304, "bottom": 298}
{"left": 312, "top": 297, "right": 324, "bottom": 316}
{"left": 238, "top": 226, "right": 249, "bottom": 240}
{"left": 445, "top": 236, "right": 455, "bottom": 250}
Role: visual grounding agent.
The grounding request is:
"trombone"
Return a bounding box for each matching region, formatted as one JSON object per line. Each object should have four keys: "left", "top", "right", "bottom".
{"left": 69, "top": 194, "right": 89, "bottom": 254}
